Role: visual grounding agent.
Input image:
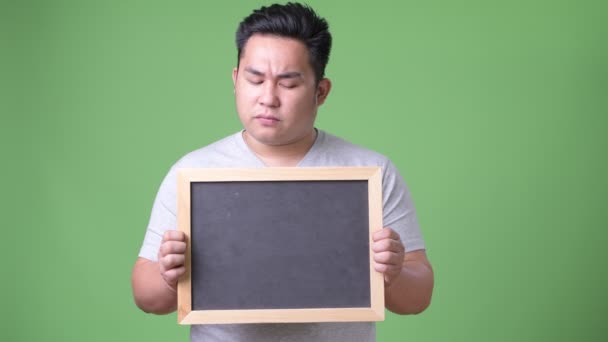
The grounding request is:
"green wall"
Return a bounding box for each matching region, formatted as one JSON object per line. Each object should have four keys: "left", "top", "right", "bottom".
{"left": 2, "top": 0, "right": 606, "bottom": 341}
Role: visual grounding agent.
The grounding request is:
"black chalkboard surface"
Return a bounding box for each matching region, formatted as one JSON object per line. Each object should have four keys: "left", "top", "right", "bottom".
{"left": 177, "top": 167, "right": 384, "bottom": 324}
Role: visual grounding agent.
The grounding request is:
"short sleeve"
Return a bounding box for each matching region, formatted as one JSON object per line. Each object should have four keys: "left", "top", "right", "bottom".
{"left": 138, "top": 166, "right": 179, "bottom": 261}
{"left": 381, "top": 160, "right": 425, "bottom": 252}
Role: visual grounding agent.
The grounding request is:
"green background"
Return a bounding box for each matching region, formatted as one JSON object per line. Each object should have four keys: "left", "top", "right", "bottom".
{"left": 2, "top": 0, "right": 607, "bottom": 341}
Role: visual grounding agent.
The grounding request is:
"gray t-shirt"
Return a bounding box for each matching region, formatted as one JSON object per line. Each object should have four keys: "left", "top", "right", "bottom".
{"left": 139, "top": 129, "right": 425, "bottom": 342}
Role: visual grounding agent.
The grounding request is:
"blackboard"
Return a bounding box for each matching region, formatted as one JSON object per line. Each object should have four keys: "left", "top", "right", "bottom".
{"left": 176, "top": 167, "right": 384, "bottom": 324}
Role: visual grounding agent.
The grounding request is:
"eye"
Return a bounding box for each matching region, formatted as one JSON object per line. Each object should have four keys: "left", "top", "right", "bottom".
{"left": 247, "top": 79, "right": 263, "bottom": 85}
{"left": 279, "top": 83, "right": 297, "bottom": 89}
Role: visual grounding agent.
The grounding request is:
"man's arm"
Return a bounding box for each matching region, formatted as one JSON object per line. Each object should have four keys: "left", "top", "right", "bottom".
{"left": 373, "top": 228, "right": 434, "bottom": 314}
{"left": 384, "top": 250, "right": 434, "bottom": 314}
{"left": 131, "top": 230, "right": 186, "bottom": 314}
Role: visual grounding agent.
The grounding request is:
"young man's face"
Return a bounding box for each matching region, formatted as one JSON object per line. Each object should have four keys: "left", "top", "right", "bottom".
{"left": 232, "top": 34, "right": 330, "bottom": 147}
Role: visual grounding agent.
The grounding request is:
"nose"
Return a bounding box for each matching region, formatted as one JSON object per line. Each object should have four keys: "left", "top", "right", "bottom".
{"left": 259, "top": 82, "right": 280, "bottom": 107}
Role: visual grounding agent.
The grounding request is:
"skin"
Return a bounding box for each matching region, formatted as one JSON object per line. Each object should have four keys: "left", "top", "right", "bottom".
{"left": 132, "top": 34, "right": 434, "bottom": 315}
{"left": 232, "top": 34, "right": 331, "bottom": 166}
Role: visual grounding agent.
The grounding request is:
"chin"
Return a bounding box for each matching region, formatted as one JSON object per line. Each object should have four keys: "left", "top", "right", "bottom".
{"left": 246, "top": 130, "right": 284, "bottom": 146}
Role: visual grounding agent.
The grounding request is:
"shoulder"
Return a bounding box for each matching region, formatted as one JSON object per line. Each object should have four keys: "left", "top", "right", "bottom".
{"left": 308, "top": 130, "right": 391, "bottom": 168}
{"left": 153, "top": 132, "right": 246, "bottom": 197}
{"left": 172, "top": 131, "right": 250, "bottom": 169}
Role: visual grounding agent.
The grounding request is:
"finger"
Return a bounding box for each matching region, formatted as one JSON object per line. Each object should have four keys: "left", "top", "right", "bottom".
{"left": 162, "top": 230, "right": 186, "bottom": 242}
{"left": 374, "top": 262, "right": 401, "bottom": 275}
{"left": 372, "top": 227, "right": 400, "bottom": 242}
{"left": 372, "top": 239, "right": 405, "bottom": 253}
{"left": 163, "top": 266, "right": 186, "bottom": 283}
{"left": 159, "top": 241, "right": 187, "bottom": 257}
{"left": 373, "top": 251, "right": 403, "bottom": 266}
{"left": 159, "top": 253, "right": 185, "bottom": 271}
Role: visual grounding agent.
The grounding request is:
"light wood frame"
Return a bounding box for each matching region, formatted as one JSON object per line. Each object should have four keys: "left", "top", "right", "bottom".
{"left": 177, "top": 167, "right": 385, "bottom": 324}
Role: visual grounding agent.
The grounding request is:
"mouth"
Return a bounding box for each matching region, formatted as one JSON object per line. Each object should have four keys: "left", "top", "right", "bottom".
{"left": 254, "top": 114, "right": 280, "bottom": 126}
{"left": 254, "top": 114, "right": 280, "bottom": 121}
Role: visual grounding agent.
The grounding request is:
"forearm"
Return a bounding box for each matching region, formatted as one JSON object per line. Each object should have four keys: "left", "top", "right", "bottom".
{"left": 384, "top": 251, "right": 434, "bottom": 315}
{"left": 131, "top": 257, "right": 177, "bottom": 314}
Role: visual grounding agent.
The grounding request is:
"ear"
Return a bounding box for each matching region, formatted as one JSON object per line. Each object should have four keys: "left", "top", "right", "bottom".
{"left": 315, "top": 78, "right": 332, "bottom": 106}
{"left": 232, "top": 67, "right": 238, "bottom": 89}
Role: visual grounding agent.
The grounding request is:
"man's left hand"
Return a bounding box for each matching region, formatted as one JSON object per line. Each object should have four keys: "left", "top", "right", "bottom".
{"left": 372, "top": 227, "right": 405, "bottom": 286}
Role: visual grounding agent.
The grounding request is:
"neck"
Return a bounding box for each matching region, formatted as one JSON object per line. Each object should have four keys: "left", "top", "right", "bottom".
{"left": 243, "top": 129, "right": 317, "bottom": 167}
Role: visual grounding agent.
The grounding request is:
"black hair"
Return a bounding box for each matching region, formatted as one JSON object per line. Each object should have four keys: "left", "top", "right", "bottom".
{"left": 236, "top": 2, "right": 332, "bottom": 82}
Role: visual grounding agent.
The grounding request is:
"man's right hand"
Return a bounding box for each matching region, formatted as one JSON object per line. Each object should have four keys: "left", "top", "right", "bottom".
{"left": 158, "top": 230, "right": 187, "bottom": 291}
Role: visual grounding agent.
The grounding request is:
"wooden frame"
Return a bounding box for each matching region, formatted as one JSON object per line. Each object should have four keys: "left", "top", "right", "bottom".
{"left": 177, "top": 167, "right": 384, "bottom": 324}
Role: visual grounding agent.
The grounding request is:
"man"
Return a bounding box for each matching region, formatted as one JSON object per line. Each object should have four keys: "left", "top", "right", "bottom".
{"left": 132, "top": 3, "right": 433, "bottom": 341}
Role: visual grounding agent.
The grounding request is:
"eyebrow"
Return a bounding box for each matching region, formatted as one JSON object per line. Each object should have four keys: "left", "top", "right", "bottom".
{"left": 244, "top": 67, "right": 303, "bottom": 79}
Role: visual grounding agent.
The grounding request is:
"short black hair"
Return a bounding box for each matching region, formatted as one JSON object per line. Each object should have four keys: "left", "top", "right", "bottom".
{"left": 236, "top": 2, "right": 332, "bottom": 82}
